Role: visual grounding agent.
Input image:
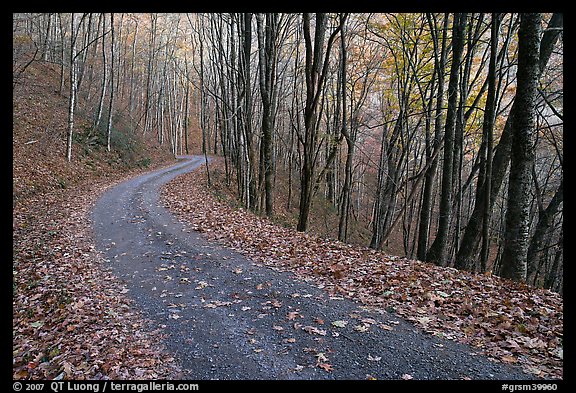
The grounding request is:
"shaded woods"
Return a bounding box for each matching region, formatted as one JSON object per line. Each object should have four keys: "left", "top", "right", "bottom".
{"left": 13, "top": 13, "right": 563, "bottom": 292}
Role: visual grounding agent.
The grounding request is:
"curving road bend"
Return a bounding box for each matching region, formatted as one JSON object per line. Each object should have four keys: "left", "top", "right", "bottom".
{"left": 91, "top": 156, "right": 533, "bottom": 380}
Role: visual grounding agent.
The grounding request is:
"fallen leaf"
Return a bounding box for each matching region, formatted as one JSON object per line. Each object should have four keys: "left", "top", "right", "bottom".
{"left": 302, "top": 325, "right": 326, "bottom": 336}
{"left": 360, "top": 318, "right": 377, "bottom": 325}
{"left": 331, "top": 320, "right": 348, "bottom": 328}
{"left": 318, "top": 363, "right": 333, "bottom": 372}
{"left": 195, "top": 281, "right": 209, "bottom": 289}
{"left": 315, "top": 352, "right": 328, "bottom": 362}
{"left": 436, "top": 290, "right": 450, "bottom": 298}
{"left": 287, "top": 311, "right": 302, "bottom": 320}
{"left": 501, "top": 355, "right": 518, "bottom": 363}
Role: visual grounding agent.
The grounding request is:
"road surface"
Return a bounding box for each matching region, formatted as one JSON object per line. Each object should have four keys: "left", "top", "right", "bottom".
{"left": 92, "top": 156, "right": 532, "bottom": 380}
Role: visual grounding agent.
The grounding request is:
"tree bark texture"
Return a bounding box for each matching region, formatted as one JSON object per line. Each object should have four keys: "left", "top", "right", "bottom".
{"left": 500, "top": 13, "right": 541, "bottom": 282}
{"left": 426, "top": 13, "right": 466, "bottom": 267}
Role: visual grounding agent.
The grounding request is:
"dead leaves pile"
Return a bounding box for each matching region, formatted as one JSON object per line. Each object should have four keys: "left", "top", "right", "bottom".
{"left": 13, "top": 175, "right": 181, "bottom": 380}
{"left": 161, "top": 162, "right": 563, "bottom": 379}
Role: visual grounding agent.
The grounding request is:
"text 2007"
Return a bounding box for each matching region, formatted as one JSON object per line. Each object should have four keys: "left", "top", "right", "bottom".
{"left": 26, "top": 384, "right": 45, "bottom": 391}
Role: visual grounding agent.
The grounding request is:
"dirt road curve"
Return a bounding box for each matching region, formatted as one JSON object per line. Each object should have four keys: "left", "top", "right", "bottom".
{"left": 92, "top": 156, "right": 532, "bottom": 380}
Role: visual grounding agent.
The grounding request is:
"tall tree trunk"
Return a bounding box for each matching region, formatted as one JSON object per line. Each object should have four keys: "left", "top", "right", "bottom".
{"left": 183, "top": 60, "right": 190, "bottom": 155}
{"left": 455, "top": 13, "right": 562, "bottom": 271}
{"left": 93, "top": 13, "right": 107, "bottom": 132}
{"left": 143, "top": 13, "right": 157, "bottom": 136}
{"left": 297, "top": 13, "right": 344, "bottom": 232}
{"left": 239, "top": 13, "right": 256, "bottom": 210}
{"left": 426, "top": 13, "right": 466, "bottom": 266}
{"left": 58, "top": 13, "right": 66, "bottom": 95}
{"left": 197, "top": 23, "right": 211, "bottom": 186}
{"left": 500, "top": 13, "right": 541, "bottom": 282}
{"left": 66, "top": 13, "right": 77, "bottom": 162}
{"left": 338, "top": 13, "right": 351, "bottom": 242}
{"left": 479, "top": 13, "right": 500, "bottom": 273}
{"left": 454, "top": 13, "right": 499, "bottom": 272}
{"left": 41, "top": 13, "right": 52, "bottom": 61}
{"left": 417, "top": 13, "right": 448, "bottom": 261}
{"left": 106, "top": 13, "right": 115, "bottom": 152}
{"left": 256, "top": 13, "right": 278, "bottom": 217}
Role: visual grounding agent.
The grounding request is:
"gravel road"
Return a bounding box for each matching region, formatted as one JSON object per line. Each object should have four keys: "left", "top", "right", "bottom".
{"left": 91, "top": 156, "right": 534, "bottom": 380}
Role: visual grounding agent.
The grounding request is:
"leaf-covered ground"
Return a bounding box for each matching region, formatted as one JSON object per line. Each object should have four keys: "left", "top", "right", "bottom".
{"left": 161, "top": 160, "right": 563, "bottom": 379}
{"left": 13, "top": 60, "right": 183, "bottom": 380}
{"left": 13, "top": 172, "right": 185, "bottom": 380}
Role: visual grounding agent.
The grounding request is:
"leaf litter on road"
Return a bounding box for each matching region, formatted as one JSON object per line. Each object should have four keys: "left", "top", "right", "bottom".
{"left": 161, "top": 161, "right": 564, "bottom": 379}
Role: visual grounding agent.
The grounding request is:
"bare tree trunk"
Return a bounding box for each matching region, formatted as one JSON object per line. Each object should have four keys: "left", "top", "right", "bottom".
{"left": 479, "top": 13, "right": 500, "bottom": 272}
{"left": 417, "top": 13, "right": 448, "bottom": 261}
{"left": 337, "top": 13, "right": 351, "bottom": 242}
{"left": 455, "top": 13, "right": 562, "bottom": 271}
{"left": 297, "top": 13, "right": 344, "bottom": 232}
{"left": 41, "top": 13, "right": 52, "bottom": 61}
{"left": 58, "top": 13, "right": 66, "bottom": 95}
{"left": 143, "top": 13, "right": 157, "bottom": 136}
{"left": 200, "top": 47, "right": 211, "bottom": 184}
{"left": 93, "top": 13, "right": 107, "bottom": 132}
{"left": 106, "top": 13, "right": 115, "bottom": 152}
{"left": 183, "top": 56, "right": 190, "bottom": 155}
{"left": 256, "top": 13, "right": 278, "bottom": 217}
{"left": 500, "top": 13, "right": 542, "bottom": 282}
{"left": 66, "top": 13, "right": 77, "bottom": 162}
{"left": 426, "top": 13, "right": 466, "bottom": 266}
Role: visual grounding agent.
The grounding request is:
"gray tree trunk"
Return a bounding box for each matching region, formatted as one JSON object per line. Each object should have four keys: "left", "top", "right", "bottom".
{"left": 426, "top": 13, "right": 467, "bottom": 266}
{"left": 256, "top": 13, "right": 278, "bottom": 217}
{"left": 106, "top": 13, "right": 115, "bottom": 152}
{"left": 417, "top": 13, "right": 448, "bottom": 261}
{"left": 500, "top": 13, "right": 542, "bottom": 282}
{"left": 455, "top": 13, "right": 562, "bottom": 272}
{"left": 94, "top": 13, "right": 107, "bottom": 132}
{"left": 66, "top": 13, "right": 77, "bottom": 162}
{"left": 297, "top": 13, "right": 343, "bottom": 232}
